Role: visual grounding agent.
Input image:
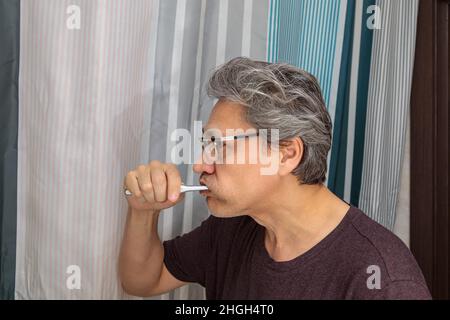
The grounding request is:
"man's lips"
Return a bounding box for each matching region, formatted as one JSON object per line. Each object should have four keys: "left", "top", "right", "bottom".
{"left": 199, "top": 178, "right": 208, "bottom": 187}
{"left": 199, "top": 179, "right": 212, "bottom": 196}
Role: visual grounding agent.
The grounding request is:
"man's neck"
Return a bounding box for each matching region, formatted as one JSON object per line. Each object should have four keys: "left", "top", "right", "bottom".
{"left": 249, "top": 181, "right": 350, "bottom": 262}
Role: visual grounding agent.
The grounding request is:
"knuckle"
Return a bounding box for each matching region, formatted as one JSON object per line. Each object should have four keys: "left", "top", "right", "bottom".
{"left": 166, "top": 163, "right": 177, "bottom": 170}
{"left": 149, "top": 160, "right": 161, "bottom": 167}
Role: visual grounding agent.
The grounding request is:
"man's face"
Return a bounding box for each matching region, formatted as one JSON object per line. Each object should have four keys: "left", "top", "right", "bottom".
{"left": 193, "top": 99, "right": 280, "bottom": 217}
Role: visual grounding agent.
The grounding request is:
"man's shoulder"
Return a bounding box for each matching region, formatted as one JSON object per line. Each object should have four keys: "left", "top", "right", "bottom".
{"left": 344, "top": 207, "right": 425, "bottom": 283}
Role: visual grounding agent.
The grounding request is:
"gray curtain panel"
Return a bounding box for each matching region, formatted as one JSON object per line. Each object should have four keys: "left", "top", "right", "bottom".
{"left": 15, "top": 0, "right": 267, "bottom": 299}
{"left": 359, "top": 0, "right": 419, "bottom": 230}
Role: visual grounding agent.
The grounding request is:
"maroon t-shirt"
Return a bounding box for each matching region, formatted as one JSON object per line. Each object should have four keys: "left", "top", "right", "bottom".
{"left": 163, "top": 206, "right": 431, "bottom": 299}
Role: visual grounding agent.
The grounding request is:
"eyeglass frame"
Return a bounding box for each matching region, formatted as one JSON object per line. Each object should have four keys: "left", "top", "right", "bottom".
{"left": 199, "top": 131, "right": 261, "bottom": 157}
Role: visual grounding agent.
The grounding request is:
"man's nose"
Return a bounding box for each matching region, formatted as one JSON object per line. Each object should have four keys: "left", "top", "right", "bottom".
{"left": 193, "top": 154, "right": 215, "bottom": 175}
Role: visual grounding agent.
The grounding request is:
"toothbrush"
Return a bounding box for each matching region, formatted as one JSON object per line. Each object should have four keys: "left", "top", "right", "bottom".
{"left": 124, "top": 184, "right": 208, "bottom": 196}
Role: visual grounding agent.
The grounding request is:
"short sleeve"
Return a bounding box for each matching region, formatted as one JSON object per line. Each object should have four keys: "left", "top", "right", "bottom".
{"left": 346, "top": 267, "right": 432, "bottom": 300}
{"left": 374, "top": 280, "right": 432, "bottom": 300}
{"left": 163, "top": 214, "right": 218, "bottom": 287}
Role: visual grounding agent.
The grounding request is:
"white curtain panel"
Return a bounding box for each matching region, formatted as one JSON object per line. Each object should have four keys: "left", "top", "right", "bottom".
{"left": 16, "top": 0, "right": 268, "bottom": 299}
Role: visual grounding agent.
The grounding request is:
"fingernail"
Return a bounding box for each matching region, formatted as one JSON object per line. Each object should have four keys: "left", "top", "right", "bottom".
{"left": 169, "top": 194, "right": 178, "bottom": 202}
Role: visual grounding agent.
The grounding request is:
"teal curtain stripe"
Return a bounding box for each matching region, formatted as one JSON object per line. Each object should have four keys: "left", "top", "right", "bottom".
{"left": 325, "top": 1, "right": 340, "bottom": 104}
{"left": 267, "top": 0, "right": 275, "bottom": 61}
{"left": 327, "top": 0, "right": 356, "bottom": 197}
{"left": 267, "top": 0, "right": 281, "bottom": 63}
{"left": 0, "top": 0, "right": 20, "bottom": 300}
{"left": 350, "top": 0, "right": 375, "bottom": 206}
{"left": 275, "top": 0, "right": 280, "bottom": 61}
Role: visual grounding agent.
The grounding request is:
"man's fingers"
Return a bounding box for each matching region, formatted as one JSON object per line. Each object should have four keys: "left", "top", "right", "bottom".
{"left": 137, "top": 165, "right": 155, "bottom": 203}
{"left": 151, "top": 167, "right": 167, "bottom": 202}
{"left": 164, "top": 164, "right": 182, "bottom": 202}
{"left": 124, "top": 161, "right": 185, "bottom": 212}
{"left": 125, "top": 171, "right": 142, "bottom": 198}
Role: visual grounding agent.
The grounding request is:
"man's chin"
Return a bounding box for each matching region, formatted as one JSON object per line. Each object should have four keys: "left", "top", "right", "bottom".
{"left": 206, "top": 198, "right": 243, "bottom": 218}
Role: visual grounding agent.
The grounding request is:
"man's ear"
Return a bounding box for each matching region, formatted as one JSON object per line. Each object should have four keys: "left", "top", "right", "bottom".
{"left": 278, "top": 137, "right": 304, "bottom": 176}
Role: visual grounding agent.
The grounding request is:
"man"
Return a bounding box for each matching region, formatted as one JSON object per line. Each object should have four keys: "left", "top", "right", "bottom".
{"left": 119, "top": 57, "right": 431, "bottom": 299}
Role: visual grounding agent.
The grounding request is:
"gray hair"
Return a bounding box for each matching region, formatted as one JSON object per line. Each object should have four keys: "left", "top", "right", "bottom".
{"left": 207, "top": 57, "right": 332, "bottom": 185}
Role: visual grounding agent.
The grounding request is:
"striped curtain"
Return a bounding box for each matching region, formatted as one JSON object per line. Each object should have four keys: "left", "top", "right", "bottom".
{"left": 358, "top": 0, "right": 419, "bottom": 229}
{"left": 0, "top": 0, "right": 419, "bottom": 299}
{"left": 268, "top": 0, "right": 419, "bottom": 229}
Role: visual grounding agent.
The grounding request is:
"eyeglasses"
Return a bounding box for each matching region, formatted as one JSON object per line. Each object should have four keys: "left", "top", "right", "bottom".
{"left": 199, "top": 132, "right": 260, "bottom": 162}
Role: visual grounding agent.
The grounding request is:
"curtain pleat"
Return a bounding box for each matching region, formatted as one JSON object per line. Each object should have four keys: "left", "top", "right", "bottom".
{"left": 0, "top": 0, "right": 20, "bottom": 300}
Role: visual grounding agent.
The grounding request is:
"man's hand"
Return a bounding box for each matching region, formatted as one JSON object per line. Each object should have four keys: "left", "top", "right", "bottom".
{"left": 124, "top": 161, "right": 185, "bottom": 212}
{"left": 120, "top": 161, "right": 188, "bottom": 296}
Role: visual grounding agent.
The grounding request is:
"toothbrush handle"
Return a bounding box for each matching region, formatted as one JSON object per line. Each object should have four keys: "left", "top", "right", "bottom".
{"left": 124, "top": 185, "right": 208, "bottom": 196}
{"left": 180, "top": 185, "right": 209, "bottom": 193}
